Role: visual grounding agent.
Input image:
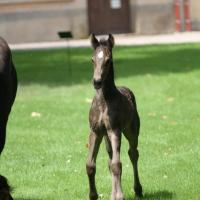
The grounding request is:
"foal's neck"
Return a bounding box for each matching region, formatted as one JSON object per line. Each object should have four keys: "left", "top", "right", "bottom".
{"left": 97, "top": 61, "right": 117, "bottom": 101}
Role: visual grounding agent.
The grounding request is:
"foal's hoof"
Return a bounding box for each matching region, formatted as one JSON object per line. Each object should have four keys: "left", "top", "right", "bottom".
{"left": 116, "top": 193, "right": 125, "bottom": 200}
{"left": 116, "top": 197, "right": 125, "bottom": 200}
{"left": 89, "top": 192, "right": 98, "bottom": 200}
{"left": 134, "top": 184, "right": 143, "bottom": 198}
{"left": 110, "top": 193, "right": 124, "bottom": 200}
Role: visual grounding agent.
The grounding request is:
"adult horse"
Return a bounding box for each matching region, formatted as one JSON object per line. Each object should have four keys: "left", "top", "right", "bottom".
{"left": 0, "top": 37, "right": 17, "bottom": 200}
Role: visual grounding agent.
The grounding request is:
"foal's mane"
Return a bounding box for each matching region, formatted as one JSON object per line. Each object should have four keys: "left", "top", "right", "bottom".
{"left": 99, "top": 39, "right": 109, "bottom": 47}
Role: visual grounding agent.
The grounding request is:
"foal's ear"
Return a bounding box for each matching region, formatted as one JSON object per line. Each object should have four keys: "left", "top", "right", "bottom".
{"left": 108, "top": 34, "right": 115, "bottom": 49}
{"left": 91, "top": 34, "right": 99, "bottom": 49}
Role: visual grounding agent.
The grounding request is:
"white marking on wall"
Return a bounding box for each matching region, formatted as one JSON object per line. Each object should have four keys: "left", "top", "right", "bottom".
{"left": 98, "top": 51, "right": 104, "bottom": 59}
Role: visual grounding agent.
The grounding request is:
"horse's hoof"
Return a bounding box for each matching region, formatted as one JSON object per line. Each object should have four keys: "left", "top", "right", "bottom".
{"left": 110, "top": 192, "right": 124, "bottom": 200}
{"left": 0, "top": 188, "right": 13, "bottom": 200}
{"left": 0, "top": 175, "right": 13, "bottom": 200}
{"left": 115, "top": 197, "right": 125, "bottom": 200}
{"left": 116, "top": 193, "right": 125, "bottom": 200}
{"left": 9, "top": 194, "right": 14, "bottom": 200}
{"left": 89, "top": 192, "right": 98, "bottom": 200}
{"left": 134, "top": 184, "right": 143, "bottom": 198}
{"left": 136, "top": 192, "right": 143, "bottom": 198}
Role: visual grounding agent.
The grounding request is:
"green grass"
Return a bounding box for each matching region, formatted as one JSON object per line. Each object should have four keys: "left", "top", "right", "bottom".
{"left": 0, "top": 43, "right": 200, "bottom": 200}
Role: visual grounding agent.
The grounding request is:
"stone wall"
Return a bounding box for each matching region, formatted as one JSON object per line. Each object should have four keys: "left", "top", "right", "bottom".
{"left": 131, "top": 0, "right": 174, "bottom": 34}
{"left": 2, "top": 0, "right": 199, "bottom": 43}
{"left": 190, "top": 0, "right": 200, "bottom": 30}
{"left": 0, "top": 0, "right": 88, "bottom": 43}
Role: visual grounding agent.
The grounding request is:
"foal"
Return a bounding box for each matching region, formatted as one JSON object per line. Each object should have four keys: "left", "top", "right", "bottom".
{"left": 86, "top": 34, "right": 143, "bottom": 200}
{"left": 0, "top": 37, "right": 17, "bottom": 200}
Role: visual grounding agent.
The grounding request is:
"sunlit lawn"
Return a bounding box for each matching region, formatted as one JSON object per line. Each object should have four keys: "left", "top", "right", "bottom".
{"left": 0, "top": 43, "right": 200, "bottom": 200}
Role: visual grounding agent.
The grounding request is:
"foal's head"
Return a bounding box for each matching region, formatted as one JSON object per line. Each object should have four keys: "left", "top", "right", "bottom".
{"left": 91, "top": 34, "right": 115, "bottom": 89}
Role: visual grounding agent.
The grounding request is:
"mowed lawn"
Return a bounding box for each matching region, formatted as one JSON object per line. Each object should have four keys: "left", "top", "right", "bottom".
{"left": 0, "top": 43, "right": 200, "bottom": 200}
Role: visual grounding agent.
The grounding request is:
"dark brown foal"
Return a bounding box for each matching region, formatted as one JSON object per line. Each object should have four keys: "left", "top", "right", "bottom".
{"left": 86, "top": 34, "right": 143, "bottom": 200}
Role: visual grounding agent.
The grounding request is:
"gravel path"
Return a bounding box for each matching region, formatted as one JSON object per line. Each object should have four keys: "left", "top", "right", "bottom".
{"left": 10, "top": 32, "right": 200, "bottom": 50}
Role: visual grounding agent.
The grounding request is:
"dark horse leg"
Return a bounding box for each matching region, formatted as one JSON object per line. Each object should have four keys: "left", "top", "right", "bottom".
{"left": 86, "top": 132, "right": 103, "bottom": 200}
{"left": 0, "top": 118, "right": 8, "bottom": 155}
{"left": 124, "top": 121, "right": 143, "bottom": 198}
{"left": 0, "top": 113, "right": 14, "bottom": 200}
{"left": 0, "top": 175, "right": 13, "bottom": 200}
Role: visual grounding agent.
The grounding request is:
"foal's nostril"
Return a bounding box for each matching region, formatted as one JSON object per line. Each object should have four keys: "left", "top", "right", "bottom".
{"left": 93, "top": 79, "right": 102, "bottom": 89}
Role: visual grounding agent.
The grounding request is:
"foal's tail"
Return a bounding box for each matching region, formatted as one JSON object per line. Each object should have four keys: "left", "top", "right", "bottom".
{"left": 0, "top": 175, "right": 13, "bottom": 200}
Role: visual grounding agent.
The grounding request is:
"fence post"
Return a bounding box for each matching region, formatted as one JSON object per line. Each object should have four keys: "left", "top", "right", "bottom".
{"left": 184, "top": 0, "right": 191, "bottom": 31}
{"left": 175, "top": 0, "right": 181, "bottom": 31}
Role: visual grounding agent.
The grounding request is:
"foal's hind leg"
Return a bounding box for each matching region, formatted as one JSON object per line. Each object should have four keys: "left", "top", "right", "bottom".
{"left": 86, "top": 132, "right": 103, "bottom": 200}
{"left": 124, "top": 125, "right": 143, "bottom": 197}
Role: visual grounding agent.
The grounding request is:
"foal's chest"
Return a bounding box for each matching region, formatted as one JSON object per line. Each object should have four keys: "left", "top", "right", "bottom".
{"left": 90, "top": 101, "right": 120, "bottom": 134}
{"left": 98, "top": 107, "right": 110, "bottom": 128}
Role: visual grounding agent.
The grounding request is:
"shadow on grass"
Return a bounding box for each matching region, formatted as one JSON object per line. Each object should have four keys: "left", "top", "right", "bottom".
{"left": 127, "top": 190, "right": 173, "bottom": 200}
{"left": 12, "top": 44, "right": 200, "bottom": 87}
{"left": 15, "top": 199, "right": 41, "bottom": 200}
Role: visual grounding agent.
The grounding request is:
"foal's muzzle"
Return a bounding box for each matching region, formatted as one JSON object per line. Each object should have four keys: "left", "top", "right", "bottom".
{"left": 93, "top": 79, "right": 102, "bottom": 89}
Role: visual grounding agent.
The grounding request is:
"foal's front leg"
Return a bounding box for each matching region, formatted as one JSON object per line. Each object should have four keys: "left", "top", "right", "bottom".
{"left": 104, "top": 135, "right": 112, "bottom": 171}
{"left": 109, "top": 130, "right": 124, "bottom": 200}
{"left": 86, "top": 132, "right": 103, "bottom": 200}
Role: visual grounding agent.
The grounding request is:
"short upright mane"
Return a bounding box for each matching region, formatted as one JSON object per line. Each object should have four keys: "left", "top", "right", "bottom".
{"left": 99, "top": 39, "right": 108, "bottom": 47}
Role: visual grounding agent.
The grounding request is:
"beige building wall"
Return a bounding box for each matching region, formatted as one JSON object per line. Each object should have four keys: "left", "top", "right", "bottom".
{"left": 190, "top": 0, "right": 200, "bottom": 30}
{"left": 3, "top": 0, "right": 199, "bottom": 43}
{"left": 131, "top": 0, "right": 174, "bottom": 34}
{"left": 0, "top": 0, "right": 88, "bottom": 43}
